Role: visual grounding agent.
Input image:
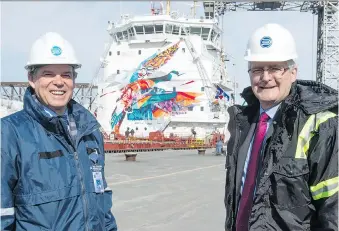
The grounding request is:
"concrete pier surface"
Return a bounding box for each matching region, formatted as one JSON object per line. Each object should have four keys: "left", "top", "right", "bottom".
{"left": 104, "top": 149, "right": 226, "bottom": 231}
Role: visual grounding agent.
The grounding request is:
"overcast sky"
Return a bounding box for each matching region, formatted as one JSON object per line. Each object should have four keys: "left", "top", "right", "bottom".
{"left": 1, "top": 1, "right": 318, "bottom": 103}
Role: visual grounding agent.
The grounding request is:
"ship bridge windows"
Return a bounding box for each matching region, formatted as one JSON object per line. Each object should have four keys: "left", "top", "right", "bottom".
{"left": 190, "top": 27, "right": 201, "bottom": 35}
{"left": 165, "top": 24, "right": 173, "bottom": 34}
{"left": 123, "top": 30, "right": 128, "bottom": 39}
{"left": 128, "top": 28, "right": 135, "bottom": 37}
{"left": 134, "top": 25, "right": 144, "bottom": 34}
{"left": 188, "top": 26, "right": 211, "bottom": 40}
{"left": 180, "top": 27, "right": 189, "bottom": 36}
{"left": 131, "top": 25, "right": 163, "bottom": 35}
{"left": 201, "top": 27, "right": 210, "bottom": 40}
{"left": 116, "top": 32, "right": 123, "bottom": 40}
{"left": 144, "top": 25, "right": 155, "bottom": 34}
{"left": 210, "top": 29, "right": 216, "bottom": 42}
{"left": 173, "top": 25, "right": 180, "bottom": 35}
{"left": 163, "top": 24, "right": 211, "bottom": 40}
{"left": 155, "top": 24, "right": 164, "bottom": 33}
{"left": 114, "top": 28, "right": 136, "bottom": 41}
{"left": 165, "top": 24, "right": 180, "bottom": 35}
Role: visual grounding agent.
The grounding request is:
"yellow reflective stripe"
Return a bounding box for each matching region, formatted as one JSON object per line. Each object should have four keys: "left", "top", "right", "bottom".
{"left": 311, "top": 176, "right": 338, "bottom": 192}
{"left": 310, "top": 177, "right": 339, "bottom": 200}
{"left": 312, "top": 186, "right": 339, "bottom": 200}
{"left": 295, "top": 111, "right": 336, "bottom": 159}
{"left": 296, "top": 114, "right": 315, "bottom": 159}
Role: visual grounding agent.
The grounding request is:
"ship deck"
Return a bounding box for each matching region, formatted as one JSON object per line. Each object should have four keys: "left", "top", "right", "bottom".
{"left": 105, "top": 149, "right": 226, "bottom": 231}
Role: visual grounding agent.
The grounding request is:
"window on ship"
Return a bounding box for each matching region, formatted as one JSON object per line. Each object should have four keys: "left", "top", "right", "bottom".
{"left": 210, "top": 29, "right": 216, "bottom": 42}
{"left": 173, "top": 25, "right": 180, "bottom": 35}
{"left": 180, "top": 27, "right": 189, "bottom": 36}
{"left": 190, "top": 27, "right": 201, "bottom": 36}
{"left": 165, "top": 24, "right": 173, "bottom": 34}
{"left": 128, "top": 28, "right": 134, "bottom": 37}
{"left": 155, "top": 24, "right": 163, "bottom": 34}
{"left": 134, "top": 25, "right": 144, "bottom": 35}
{"left": 144, "top": 25, "right": 155, "bottom": 34}
{"left": 116, "top": 32, "right": 123, "bottom": 40}
{"left": 201, "top": 28, "right": 210, "bottom": 40}
{"left": 123, "top": 30, "right": 128, "bottom": 39}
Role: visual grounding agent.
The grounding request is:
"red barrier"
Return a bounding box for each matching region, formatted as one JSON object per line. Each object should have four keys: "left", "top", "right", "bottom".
{"left": 103, "top": 132, "right": 222, "bottom": 153}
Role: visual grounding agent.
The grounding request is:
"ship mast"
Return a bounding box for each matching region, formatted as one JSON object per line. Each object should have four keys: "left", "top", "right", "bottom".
{"left": 193, "top": 0, "right": 197, "bottom": 18}
{"left": 166, "top": 0, "right": 170, "bottom": 15}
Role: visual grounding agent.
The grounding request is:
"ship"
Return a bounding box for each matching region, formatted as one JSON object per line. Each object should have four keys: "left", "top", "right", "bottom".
{"left": 95, "top": 1, "right": 234, "bottom": 141}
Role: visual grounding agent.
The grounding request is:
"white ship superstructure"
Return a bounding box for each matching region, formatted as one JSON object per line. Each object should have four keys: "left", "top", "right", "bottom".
{"left": 96, "top": 2, "right": 233, "bottom": 139}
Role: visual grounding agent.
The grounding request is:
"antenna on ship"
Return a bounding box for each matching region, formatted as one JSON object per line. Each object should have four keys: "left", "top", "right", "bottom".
{"left": 193, "top": 0, "right": 197, "bottom": 18}
{"left": 166, "top": 0, "right": 170, "bottom": 15}
{"left": 151, "top": 1, "right": 155, "bottom": 15}
{"left": 151, "top": 1, "right": 163, "bottom": 15}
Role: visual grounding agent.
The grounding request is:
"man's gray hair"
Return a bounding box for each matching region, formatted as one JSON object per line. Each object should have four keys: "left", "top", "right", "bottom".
{"left": 286, "top": 59, "right": 296, "bottom": 70}
{"left": 28, "top": 65, "right": 77, "bottom": 79}
{"left": 28, "top": 66, "right": 40, "bottom": 78}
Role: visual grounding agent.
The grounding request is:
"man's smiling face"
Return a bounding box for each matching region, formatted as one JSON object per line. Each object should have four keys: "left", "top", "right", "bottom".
{"left": 248, "top": 61, "right": 297, "bottom": 109}
{"left": 28, "top": 64, "right": 76, "bottom": 115}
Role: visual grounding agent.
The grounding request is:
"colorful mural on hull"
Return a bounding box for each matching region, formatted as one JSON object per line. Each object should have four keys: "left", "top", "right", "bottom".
{"left": 110, "top": 40, "right": 203, "bottom": 134}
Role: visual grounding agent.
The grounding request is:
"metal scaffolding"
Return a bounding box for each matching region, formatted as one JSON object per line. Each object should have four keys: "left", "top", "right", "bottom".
{"left": 316, "top": 2, "right": 339, "bottom": 89}
{"left": 204, "top": 1, "right": 339, "bottom": 90}
{"left": 0, "top": 82, "right": 98, "bottom": 110}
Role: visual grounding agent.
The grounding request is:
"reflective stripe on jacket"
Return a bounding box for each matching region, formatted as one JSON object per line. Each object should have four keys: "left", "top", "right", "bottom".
{"left": 225, "top": 80, "right": 338, "bottom": 231}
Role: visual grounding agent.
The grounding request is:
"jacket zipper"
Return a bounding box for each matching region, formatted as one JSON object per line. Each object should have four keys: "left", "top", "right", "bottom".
{"left": 231, "top": 126, "right": 241, "bottom": 227}
{"left": 73, "top": 126, "right": 100, "bottom": 231}
{"left": 228, "top": 108, "right": 242, "bottom": 229}
{"left": 73, "top": 151, "right": 90, "bottom": 231}
{"left": 61, "top": 121, "right": 99, "bottom": 231}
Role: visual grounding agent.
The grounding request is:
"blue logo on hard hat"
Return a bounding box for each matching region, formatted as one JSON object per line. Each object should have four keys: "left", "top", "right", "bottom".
{"left": 51, "top": 46, "right": 62, "bottom": 56}
{"left": 260, "top": 36, "right": 272, "bottom": 48}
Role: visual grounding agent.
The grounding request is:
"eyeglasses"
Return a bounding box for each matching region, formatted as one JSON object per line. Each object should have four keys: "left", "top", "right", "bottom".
{"left": 248, "top": 66, "right": 289, "bottom": 76}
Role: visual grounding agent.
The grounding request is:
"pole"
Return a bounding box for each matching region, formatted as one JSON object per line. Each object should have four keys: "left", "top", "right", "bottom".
{"left": 233, "top": 64, "right": 236, "bottom": 105}
{"left": 193, "top": 0, "right": 196, "bottom": 18}
{"left": 166, "top": 0, "right": 170, "bottom": 15}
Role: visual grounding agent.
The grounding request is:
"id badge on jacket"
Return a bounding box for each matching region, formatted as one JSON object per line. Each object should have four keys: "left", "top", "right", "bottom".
{"left": 92, "top": 171, "right": 104, "bottom": 193}
{"left": 89, "top": 149, "right": 104, "bottom": 193}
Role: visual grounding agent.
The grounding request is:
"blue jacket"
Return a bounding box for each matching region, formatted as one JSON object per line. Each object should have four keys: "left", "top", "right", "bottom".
{"left": 1, "top": 87, "right": 118, "bottom": 231}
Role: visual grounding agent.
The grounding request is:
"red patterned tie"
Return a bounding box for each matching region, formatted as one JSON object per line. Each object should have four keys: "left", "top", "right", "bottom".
{"left": 236, "top": 112, "right": 269, "bottom": 231}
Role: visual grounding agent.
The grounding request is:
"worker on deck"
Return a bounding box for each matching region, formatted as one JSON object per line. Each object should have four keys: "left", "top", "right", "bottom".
{"left": 216, "top": 139, "right": 223, "bottom": 155}
{"left": 224, "top": 23, "right": 338, "bottom": 231}
{"left": 1, "top": 32, "right": 118, "bottom": 230}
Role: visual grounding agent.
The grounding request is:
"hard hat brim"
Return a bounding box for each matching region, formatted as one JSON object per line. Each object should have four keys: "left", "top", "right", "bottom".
{"left": 25, "top": 63, "right": 81, "bottom": 70}
{"left": 244, "top": 54, "right": 298, "bottom": 62}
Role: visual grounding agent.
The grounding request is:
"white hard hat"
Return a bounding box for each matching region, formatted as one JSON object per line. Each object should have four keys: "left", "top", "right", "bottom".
{"left": 25, "top": 32, "right": 81, "bottom": 70}
{"left": 244, "top": 23, "right": 298, "bottom": 62}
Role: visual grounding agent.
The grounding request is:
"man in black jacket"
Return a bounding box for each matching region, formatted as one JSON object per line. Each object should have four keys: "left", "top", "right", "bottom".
{"left": 224, "top": 23, "right": 338, "bottom": 231}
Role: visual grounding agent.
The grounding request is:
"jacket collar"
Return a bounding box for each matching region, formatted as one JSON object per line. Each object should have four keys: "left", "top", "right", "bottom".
{"left": 240, "top": 80, "right": 338, "bottom": 115}
{"left": 23, "top": 87, "right": 99, "bottom": 136}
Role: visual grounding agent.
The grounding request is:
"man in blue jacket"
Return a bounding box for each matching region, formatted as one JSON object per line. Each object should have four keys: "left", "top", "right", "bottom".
{"left": 1, "top": 32, "right": 118, "bottom": 231}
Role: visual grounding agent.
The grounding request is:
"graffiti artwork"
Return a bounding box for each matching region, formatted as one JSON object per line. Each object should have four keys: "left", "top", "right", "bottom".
{"left": 110, "top": 40, "right": 202, "bottom": 134}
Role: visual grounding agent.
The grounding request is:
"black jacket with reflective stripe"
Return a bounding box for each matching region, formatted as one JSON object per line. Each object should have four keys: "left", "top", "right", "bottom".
{"left": 224, "top": 80, "right": 338, "bottom": 231}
